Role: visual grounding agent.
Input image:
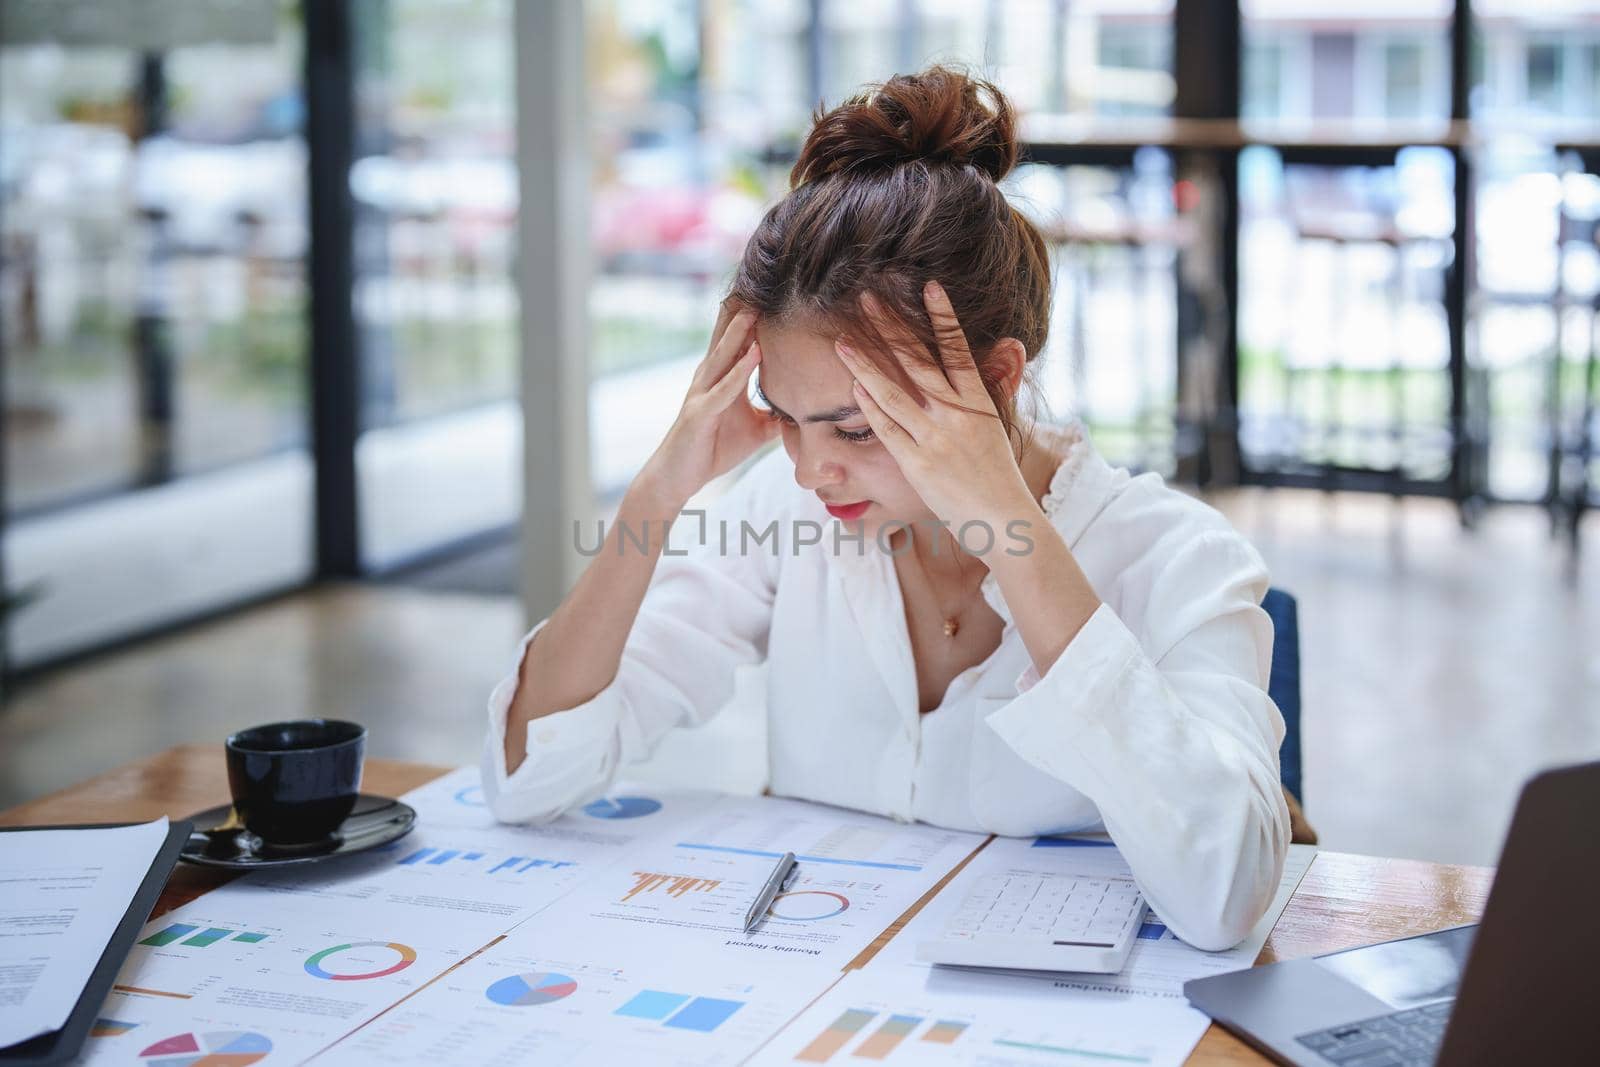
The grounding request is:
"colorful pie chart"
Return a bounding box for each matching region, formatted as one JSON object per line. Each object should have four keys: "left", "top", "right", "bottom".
{"left": 138, "top": 1030, "right": 271, "bottom": 1066}
{"left": 582, "top": 795, "right": 662, "bottom": 819}
{"left": 768, "top": 890, "right": 850, "bottom": 920}
{"left": 304, "top": 941, "right": 417, "bottom": 980}
{"left": 485, "top": 971, "right": 579, "bottom": 1006}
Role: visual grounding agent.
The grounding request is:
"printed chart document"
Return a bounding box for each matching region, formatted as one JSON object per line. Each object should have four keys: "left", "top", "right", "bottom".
{"left": 749, "top": 966, "right": 1205, "bottom": 1066}
{"left": 529, "top": 792, "right": 988, "bottom": 973}
{"left": 80, "top": 776, "right": 735, "bottom": 1064}
{"left": 325, "top": 923, "right": 837, "bottom": 1066}
{"left": 398, "top": 767, "right": 723, "bottom": 839}
{"left": 779, "top": 837, "right": 1319, "bottom": 1067}
{"left": 0, "top": 818, "right": 169, "bottom": 1049}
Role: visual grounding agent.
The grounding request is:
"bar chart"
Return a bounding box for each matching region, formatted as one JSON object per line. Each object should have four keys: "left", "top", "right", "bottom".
{"left": 397, "top": 847, "right": 483, "bottom": 866}
{"left": 794, "top": 1008, "right": 973, "bottom": 1062}
{"left": 621, "top": 871, "right": 723, "bottom": 902}
{"left": 137, "top": 923, "right": 270, "bottom": 948}
{"left": 394, "top": 845, "right": 576, "bottom": 875}
{"left": 614, "top": 989, "right": 745, "bottom": 1033}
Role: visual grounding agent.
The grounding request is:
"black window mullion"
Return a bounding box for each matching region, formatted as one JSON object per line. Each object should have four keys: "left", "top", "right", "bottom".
{"left": 305, "top": 0, "right": 362, "bottom": 577}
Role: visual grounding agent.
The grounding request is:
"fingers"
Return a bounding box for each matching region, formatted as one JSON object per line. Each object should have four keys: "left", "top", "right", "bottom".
{"left": 693, "top": 308, "right": 757, "bottom": 391}
{"left": 850, "top": 377, "right": 914, "bottom": 456}
{"left": 707, "top": 298, "right": 741, "bottom": 352}
{"left": 836, "top": 340, "right": 931, "bottom": 441}
{"left": 859, "top": 291, "right": 956, "bottom": 401}
{"left": 922, "top": 281, "right": 985, "bottom": 396}
{"left": 705, "top": 341, "right": 762, "bottom": 408}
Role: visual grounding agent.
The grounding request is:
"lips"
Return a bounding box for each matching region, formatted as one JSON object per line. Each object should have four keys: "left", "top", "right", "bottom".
{"left": 823, "top": 500, "right": 871, "bottom": 521}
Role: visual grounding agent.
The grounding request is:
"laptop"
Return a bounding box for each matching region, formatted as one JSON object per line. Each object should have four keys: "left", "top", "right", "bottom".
{"left": 1184, "top": 760, "right": 1600, "bottom": 1066}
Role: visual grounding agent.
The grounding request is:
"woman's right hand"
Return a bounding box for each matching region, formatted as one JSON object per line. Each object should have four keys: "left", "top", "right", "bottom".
{"left": 639, "top": 304, "right": 778, "bottom": 506}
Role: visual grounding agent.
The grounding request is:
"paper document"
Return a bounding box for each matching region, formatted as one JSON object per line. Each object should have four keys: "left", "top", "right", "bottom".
{"left": 323, "top": 925, "right": 841, "bottom": 1066}
{"left": 800, "top": 838, "right": 1317, "bottom": 1067}
{"left": 527, "top": 793, "right": 988, "bottom": 973}
{"left": 748, "top": 966, "right": 1210, "bottom": 1066}
{"left": 0, "top": 818, "right": 169, "bottom": 1048}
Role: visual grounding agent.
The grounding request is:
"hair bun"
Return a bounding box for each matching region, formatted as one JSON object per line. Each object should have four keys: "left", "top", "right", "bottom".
{"left": 793, "top": 65, "right": 1018, "bottom": 187}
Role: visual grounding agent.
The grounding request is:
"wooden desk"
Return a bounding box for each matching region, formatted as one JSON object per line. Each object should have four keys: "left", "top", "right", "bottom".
{"left": 1, "top": 746, "right": 1495, "bottom": 1066}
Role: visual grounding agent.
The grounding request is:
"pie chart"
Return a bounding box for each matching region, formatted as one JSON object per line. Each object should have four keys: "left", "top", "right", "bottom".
{"left": 138, "top": 1030, "right": 271, "bottom": 1066}
{"left": 768, "top": 890, "right": 850, "bottom": 921}
{"left": 583, "top": 795, "right": 662, "bottom": 819}
{"left": 304, "top": 941, "right": 417, "bottom": 980}
{"left": 485, "top": 971, "right": 579, "bottom": 1006}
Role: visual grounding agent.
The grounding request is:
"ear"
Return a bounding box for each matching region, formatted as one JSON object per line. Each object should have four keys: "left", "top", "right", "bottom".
{"left": 989, "top": 338, "right": 1028, "bottom": 404}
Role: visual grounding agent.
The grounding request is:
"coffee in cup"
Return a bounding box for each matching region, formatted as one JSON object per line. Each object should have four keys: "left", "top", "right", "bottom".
{"left": 225, "top": 719, "right": 367, "bottom": 845}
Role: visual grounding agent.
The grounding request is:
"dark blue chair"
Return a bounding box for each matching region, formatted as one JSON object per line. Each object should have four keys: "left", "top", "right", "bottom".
{"left": 1261, "top": 588, "right": 1303, "bottom": 803}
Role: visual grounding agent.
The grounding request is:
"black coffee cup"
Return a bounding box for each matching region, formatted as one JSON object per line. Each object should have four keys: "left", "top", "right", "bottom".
{"left": 225, "top": 719, "right": 367, "bottom": 845}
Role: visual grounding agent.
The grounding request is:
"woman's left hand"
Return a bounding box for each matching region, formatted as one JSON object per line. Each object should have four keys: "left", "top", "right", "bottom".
{"left": 836, "top": 281, "right": 1040, "bottom": 541}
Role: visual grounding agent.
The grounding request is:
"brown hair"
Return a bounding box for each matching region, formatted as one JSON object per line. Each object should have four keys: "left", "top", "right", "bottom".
{"left": 728, "top": 64, "right": 1052, "bottom": 451}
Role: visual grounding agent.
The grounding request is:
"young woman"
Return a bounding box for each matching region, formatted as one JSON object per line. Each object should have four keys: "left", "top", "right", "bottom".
{"left": 484, "top": 67, "right": 1289, "bottom": 951}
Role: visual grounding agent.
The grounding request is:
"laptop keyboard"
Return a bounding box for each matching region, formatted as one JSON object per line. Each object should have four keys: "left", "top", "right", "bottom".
{"left": 1295, "top": 1001, "right": 1452, "bottom": 1066}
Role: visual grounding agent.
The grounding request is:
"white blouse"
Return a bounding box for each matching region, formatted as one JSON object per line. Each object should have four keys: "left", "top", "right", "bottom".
{"left": 482, "top": 424, "right": 1290, "bottom": 951}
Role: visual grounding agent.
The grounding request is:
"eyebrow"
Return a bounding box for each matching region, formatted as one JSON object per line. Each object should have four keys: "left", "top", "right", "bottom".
{"left": 754, "top": 379, "right": 863, "bottom": 423}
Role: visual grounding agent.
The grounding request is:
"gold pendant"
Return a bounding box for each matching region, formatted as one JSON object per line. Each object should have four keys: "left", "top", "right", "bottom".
{"left": 943, "top": 617, "right": 959, "bottom": 638}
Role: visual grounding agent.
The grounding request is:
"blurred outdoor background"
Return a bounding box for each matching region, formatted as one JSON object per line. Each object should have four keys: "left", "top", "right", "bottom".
{"left": 2, "top": 1, "right": 1597, "bottom": 866}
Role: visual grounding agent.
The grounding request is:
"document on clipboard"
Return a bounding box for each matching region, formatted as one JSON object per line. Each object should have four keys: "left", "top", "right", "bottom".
{"left": 0, "top": 819, "right": 189, "bottom": 1065}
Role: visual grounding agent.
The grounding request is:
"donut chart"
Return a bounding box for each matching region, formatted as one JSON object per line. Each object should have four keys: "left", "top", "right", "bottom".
{"left": 582, "top": 795, "right": 662, "bottom": 819}
{"left": 138, "top": 1030, "right": 271, "bottom": 1065}
{"left": 485, "top": 971, "right": 578, "bottom": 1006}
{"left": 304, "top": 941, "right": 417, "bottom": 980}
{"left": 767, "top": 890, "right": 850, "bottom": 921}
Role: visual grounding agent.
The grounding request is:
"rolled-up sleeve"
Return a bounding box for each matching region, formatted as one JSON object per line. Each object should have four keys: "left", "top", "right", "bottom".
{"left": 984, "top": 529, "right": 1290, "bottom": 951}
{"left": 481, "top": 454, "right": 783, "bottom": 824}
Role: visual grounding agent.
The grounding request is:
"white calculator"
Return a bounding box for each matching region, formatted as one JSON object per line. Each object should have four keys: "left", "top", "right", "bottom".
{"left": 915, "top": 870, "right": 1148, "bottom": 973}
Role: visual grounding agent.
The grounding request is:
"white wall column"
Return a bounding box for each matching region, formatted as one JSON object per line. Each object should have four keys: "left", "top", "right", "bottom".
{"left": 516, "top": 0, "right": 594, "bottom": 624}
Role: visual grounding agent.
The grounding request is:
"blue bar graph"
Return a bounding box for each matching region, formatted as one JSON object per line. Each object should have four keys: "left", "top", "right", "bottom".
{"left": 615, "top": 990, "right": 691, "bottom": 1020}
{"left": 664, "top": 997, "right": 744, "bottom": 1033}
{"left": 486, "top": 856, "right": 576, "bottom": 874}
{"left": 398, "top": 848, "right": 490, "bottom": 867}
{"left": 138, "top": 923, "right": 199, "bottom": 947}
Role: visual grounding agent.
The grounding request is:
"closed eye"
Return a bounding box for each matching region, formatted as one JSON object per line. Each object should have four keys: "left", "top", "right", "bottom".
{"left": 765, "top": 409, "right": 876, "bottom": 445}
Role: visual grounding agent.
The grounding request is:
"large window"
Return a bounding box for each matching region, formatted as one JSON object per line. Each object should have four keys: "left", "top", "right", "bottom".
{"left": 1472, "top": 1, "right": 1600, "bottom": 502}
{"left": 584, "top": 0, "right": 1180, "bottom": 496}
{"left": 1242, "top": 1, "right": 1452, "bottom": 123}
{"left": 2, "top": 1, "right": 313, "bottom": 668}
{"left": 347, "top": 0, "right": 520, "bottom": 569}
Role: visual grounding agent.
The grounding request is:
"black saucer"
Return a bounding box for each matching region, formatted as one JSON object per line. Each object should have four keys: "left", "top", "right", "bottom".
{"left": 180, "top": 793, "right": 416, "bottom": 869}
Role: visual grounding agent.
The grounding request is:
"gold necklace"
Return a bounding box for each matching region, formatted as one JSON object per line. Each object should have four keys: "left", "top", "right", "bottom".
{"left": 911, "top": 530, "right": 979, "bottom": 639}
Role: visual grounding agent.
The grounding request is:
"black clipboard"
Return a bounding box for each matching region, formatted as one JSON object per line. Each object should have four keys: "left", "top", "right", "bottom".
{"left": 0, "top": 820, "right": 192, "bottom": 1066}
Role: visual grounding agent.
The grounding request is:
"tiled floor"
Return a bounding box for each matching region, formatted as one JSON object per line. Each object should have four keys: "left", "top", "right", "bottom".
{"left": 2, "top": 489, "right": 1595, "bottom": 868}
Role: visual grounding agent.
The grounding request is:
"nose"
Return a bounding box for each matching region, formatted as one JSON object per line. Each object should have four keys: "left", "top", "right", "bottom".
{"left": 788, "top": 435, "right": 845, "bottom": 493}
